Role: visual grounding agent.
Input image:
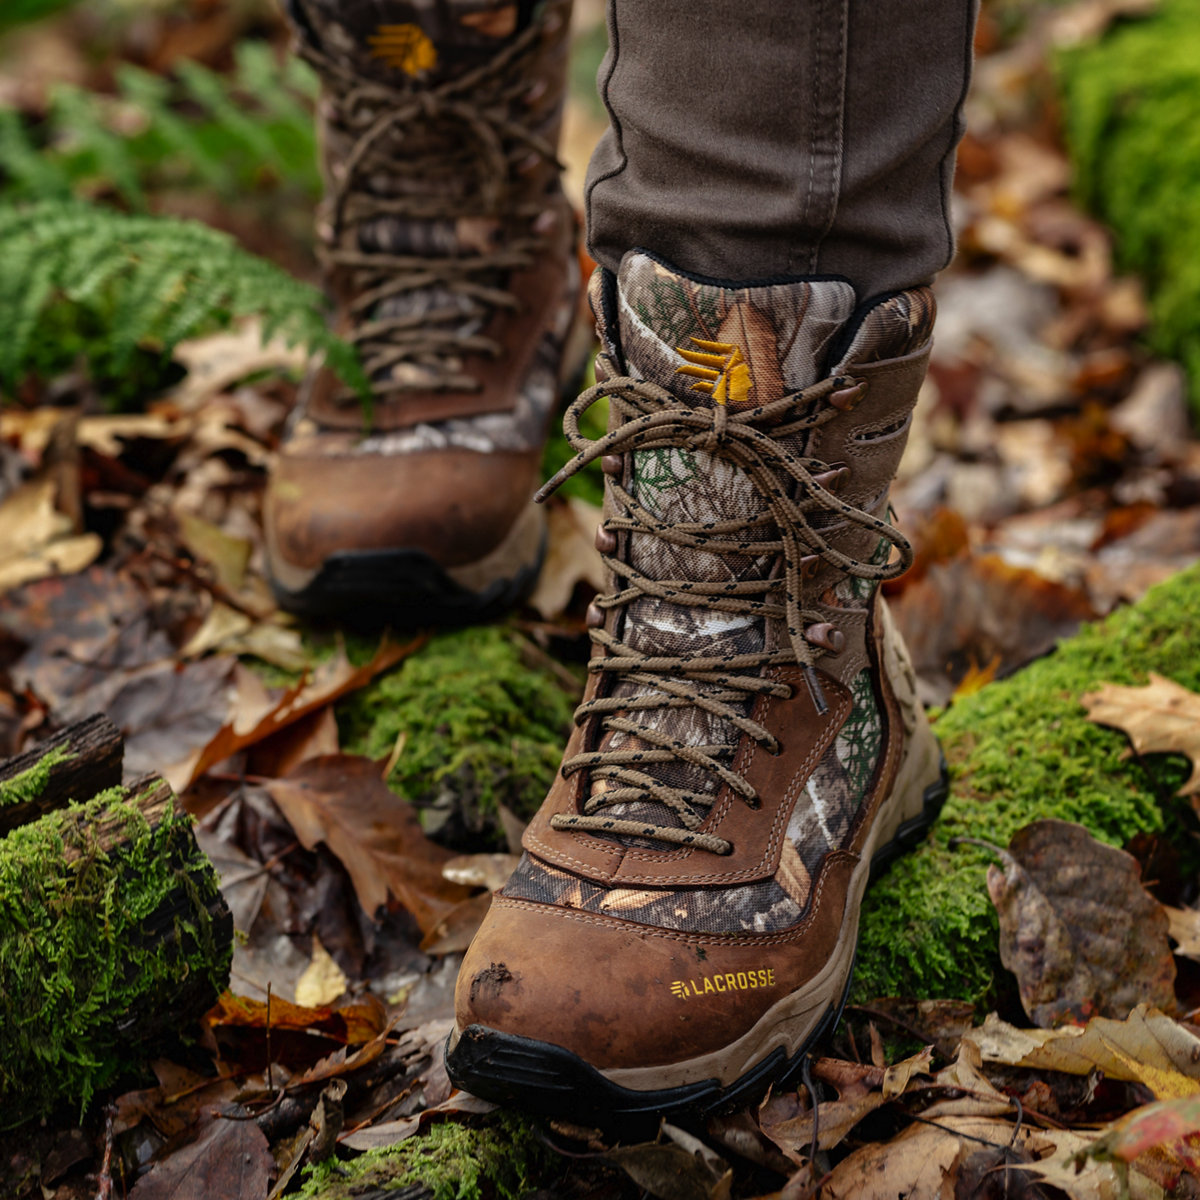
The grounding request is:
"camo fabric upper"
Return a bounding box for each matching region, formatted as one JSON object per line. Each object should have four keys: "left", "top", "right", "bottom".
{"left": 504, "top": 254, "right": 935, "bottom": 934}
{"left": 285, "top": 0, "right": 575, "bottom": 454}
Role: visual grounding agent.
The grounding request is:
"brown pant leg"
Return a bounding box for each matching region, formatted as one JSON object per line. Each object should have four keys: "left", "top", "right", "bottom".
{"left": 584, "top": 0, "right": 979, "bottom": 299}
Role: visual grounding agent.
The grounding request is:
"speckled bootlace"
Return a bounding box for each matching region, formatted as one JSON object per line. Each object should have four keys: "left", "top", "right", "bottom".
{"left": 535, "top": 369, "right": 913, "bottom": 854}
{"left": 298, "top": 21, "right": 560, "bottom": 401}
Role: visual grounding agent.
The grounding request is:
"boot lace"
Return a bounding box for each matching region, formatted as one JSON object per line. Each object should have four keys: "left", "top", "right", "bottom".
{"left": 536, "top": 370, "right": 913, "bottom": 855}
{"left": 297, "top": 22, "right": 561, "bottom": 402}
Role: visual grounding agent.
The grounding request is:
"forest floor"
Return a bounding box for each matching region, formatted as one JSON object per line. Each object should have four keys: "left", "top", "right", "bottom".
{"left": 5, "top": 0, "right": 1200, "bottom": 1197}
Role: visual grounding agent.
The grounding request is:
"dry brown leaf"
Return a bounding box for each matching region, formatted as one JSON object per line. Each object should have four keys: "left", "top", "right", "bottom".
{"left": 1011, "top": 1126, "right": 1167, "bottom": 1200}
{"left": 127, "top": 1110, "right": 274, "bottom": 1200}
{"left": 1082, "top": 673, "right": 1200, "bottom": 795}
{"left": 1165, "top": 906, "right": 1200, "bottom": 959}
{"left": 266, "top": 754, "right": 470, "bottom": 932}
{"left": 419, "top": 891, "right": 493, "bottom": 955}
{"left": 965, "top": 1005, "right": 1200, "bottom": 1100}
{"left": 205, "top": 990, "right": 386, "bottom": 1046}
{"left": 441, "top": 853, "right": 521, "bottom": 891}
{"left": 977, "top": 819, "right": 1175, "bottom": 1026}
{"left": 294, "top": 934, "right": 348, "bottom": 1008}
{"left": 821, "top": 1115, "right": 1052, "bottom": 1200}
{"left": 178, "top": 637, "right": 422, "bottom": 789}
{"left": 171, "top": 322, "right": 306, "bottom": 412}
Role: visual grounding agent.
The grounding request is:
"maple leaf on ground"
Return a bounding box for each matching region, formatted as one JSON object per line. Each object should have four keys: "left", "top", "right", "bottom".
{"left": 265, "top": 754, "right": 470, "bottom": 934}
{"left": 961, "top": 819, "right": 1175, "bottom": 1027}
{"left": 1082, "top": 673, "right": 1200, "bottom": 795}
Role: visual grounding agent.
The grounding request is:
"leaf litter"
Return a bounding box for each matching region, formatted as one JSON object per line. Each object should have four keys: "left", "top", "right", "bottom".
{"left": 9, "top": 0, "right": 1200, "bottom": 1198}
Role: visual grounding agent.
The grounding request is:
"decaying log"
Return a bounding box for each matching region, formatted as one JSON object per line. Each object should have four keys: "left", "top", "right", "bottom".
{"left": 0, "top": 720, "right": 232, "bottom": 1124}
{"left": 0, "top": 713, "right": 124, "bottom": 834}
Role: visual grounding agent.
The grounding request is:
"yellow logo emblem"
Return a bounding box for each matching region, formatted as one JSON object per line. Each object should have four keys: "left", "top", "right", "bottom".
{"left": 675, "top": 338, "right": 753, "bottom": 406}
{"left": 669, "top": 968, "right": 777, "bottom": 999}
{"left": 368, "top": 24, "right": 438, "bottom": 76}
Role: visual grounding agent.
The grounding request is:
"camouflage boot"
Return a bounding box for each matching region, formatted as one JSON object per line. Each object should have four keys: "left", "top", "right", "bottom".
{"left": 265, "top": 0, "right": 576, "bottom": 623}
{"left": 446, "top": 251, "right": 946, "bottom": 1128}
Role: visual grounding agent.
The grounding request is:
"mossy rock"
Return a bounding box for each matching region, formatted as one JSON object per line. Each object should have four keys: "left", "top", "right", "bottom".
{"left": 337, "top": 625, "right": 579, "bottom": 849}
{"left": 855, "top": 562, "right": 1200, "bottom": 1006}
{"left": 1057, "top": 0, "right": 1200, "bottom": 411}
{"left": 296, "top": 1113, "right": 549, "bottom": 1200}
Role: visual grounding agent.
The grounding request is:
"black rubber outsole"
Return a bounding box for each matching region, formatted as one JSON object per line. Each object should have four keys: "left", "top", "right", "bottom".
{"left": 269, "top": 539, "right": 545, "bottom": 629}
{"left": 445, "top": 758, "right": 950, "bottom": 1134}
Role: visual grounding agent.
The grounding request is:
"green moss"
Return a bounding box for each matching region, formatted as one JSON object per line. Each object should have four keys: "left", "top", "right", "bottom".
{"left": 855, "top": 563, "right": 1200, "bottom": 1006}
{"left": 1057, "top": 0, "right": 1200, "bottom": 410}
{"left": 337, "top": 625, "right": 578, "bottom": 848}
{"left": 296, "top": 1113, "right": 548, "bottom": 1200}
{"left": 0, "top": 745, "right": 72, "bottom": 808}
{"left": 0, "top": 785, "right": 231, "bottom": 1123}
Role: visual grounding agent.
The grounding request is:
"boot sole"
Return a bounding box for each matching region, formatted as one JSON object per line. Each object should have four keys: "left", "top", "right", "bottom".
{"left": 445, "top": 755, "right": 948, "bottom": 1134}
{"left": 268, "top": 499, "right": 547, "bottom": 628}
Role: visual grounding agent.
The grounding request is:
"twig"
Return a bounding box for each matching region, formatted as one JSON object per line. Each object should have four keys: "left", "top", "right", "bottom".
{"left": 94, "top": 1105, "right": 115, "bottom": 1200}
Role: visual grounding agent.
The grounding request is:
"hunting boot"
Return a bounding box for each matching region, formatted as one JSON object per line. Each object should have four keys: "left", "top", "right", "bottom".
{"left": 265, "top": 0, "right": 577, "bottom": 623}
{"left": 446, "top": 251, "right": 947, "bottom": 1128}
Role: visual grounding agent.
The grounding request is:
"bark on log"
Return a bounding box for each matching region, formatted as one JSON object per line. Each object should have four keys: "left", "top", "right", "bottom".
{"left": 0, "top": 713, "right": 123, "bottom": 834}
{"left": 0, "top": 723, "right": 232, "bottom": 1124}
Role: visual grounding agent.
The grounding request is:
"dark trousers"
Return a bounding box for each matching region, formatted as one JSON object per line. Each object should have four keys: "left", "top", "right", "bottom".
{"left": 584, "top": 0, "right": 980, "bottom": 299}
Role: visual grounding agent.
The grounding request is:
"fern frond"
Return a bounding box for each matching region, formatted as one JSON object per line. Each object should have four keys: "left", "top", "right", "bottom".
{"left": 0, "top": 47, "right": 319, "bottom": 207}
{"left": 0, "top": 200, "right": 366, "bottom": 398}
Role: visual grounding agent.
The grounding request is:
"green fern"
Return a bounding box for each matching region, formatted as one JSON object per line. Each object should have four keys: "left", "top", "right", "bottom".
{"left": 0, "top": 200, "right": 365, "bottom": 402}
{"left": 0, "top": 42, "right": 320, "bottom": 207}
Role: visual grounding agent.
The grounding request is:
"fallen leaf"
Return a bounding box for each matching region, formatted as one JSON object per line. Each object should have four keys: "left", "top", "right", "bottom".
{"left": 205, "top": 991, "right": 386, "bottom": 1046}
{"left": 965, "top": 1005, "right": 1200, "bottom": 1099}
{"left": 1091, "top": 1095, "right": 1200, "bottom": 1170}
{"left": 180, "top": 638, "right": 421, "bottom": 790}
{"left": 1165, "top": 906, "right": 1200, "bottom": 959}
{"left": 1082, "top": 673, "right": 1200, "bottom": 795}
{"left": 441, "top": 853, "right": 521, "bottom": 891}
{"left": 265, "top": 755, "right": 470, "bottom": 931}
{"left": 1011, "top": 1126, "right": 1168, "bottom": 1200}
{"left": 294, "top": 934, "right": 348, "bottom": 1008}
{"left": 128, "top": 1111, "right": 273, "bottom": 1200}
{"left": 419, "top": 892, "right": 492, "bottom": 955}
{"left": 821, "top": 1115, "right": 1053, "bottom": 1200}
{"left": 973, "top": 819, "right": 1175, "bottom": 1026}
{"left": 605, "top": 1138, "right": 731, "bottom": 1200}
{"left": 171, "top": 322, "right": 306, "bottom": 412}
{"left": 527, "top": 496, "right": 608, "bottom": 620}
{"left": 759, "top": 1048, "right": 933, "bottom": 1162}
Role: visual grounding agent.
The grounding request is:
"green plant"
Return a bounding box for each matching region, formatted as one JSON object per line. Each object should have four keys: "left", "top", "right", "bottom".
{"left": 0, "top": 0, "right": 80, "bottom": 35}
{"left": 0, "top": 41, "right": 320, "bottom": 207}
{"left": 1057, "top": 0, "right": 1200, "bottom": 411}
{"left": 0, "top": 199, "right": 363, "bottom": 405}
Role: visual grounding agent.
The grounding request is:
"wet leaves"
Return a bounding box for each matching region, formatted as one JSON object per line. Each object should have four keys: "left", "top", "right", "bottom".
{"left": 265, "top": 755, "right": 471, "bottom": 933}
{"left": 127, "top": 1114, "right": 273, "bottom": 1200}
{"left": 972, "top": 819, "right": 1176, "bottom": 1026}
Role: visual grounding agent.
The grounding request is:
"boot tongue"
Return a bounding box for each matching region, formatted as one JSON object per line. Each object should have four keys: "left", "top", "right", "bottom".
{"left": 292, "top": 0, "right": 534, "bottom": 84}
{"left": 591, "top": 253, "right": 856, "bottom": 820}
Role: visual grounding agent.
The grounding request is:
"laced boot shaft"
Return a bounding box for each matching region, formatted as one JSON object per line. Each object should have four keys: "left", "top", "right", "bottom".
{"left": 530, "top": 259, "right": 933, "bottom": 857}
{"left": 449, "top": 253, "right": 947, "bottom": 1126}
{"left": 266, "top": 0, "right": 577, "bottom": 622}
{"left": 297, "top": 5, "right": 569, "bottom": 406}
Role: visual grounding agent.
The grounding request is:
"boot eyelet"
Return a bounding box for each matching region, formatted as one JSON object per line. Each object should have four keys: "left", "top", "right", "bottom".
{"left": 805, "top": 623, "right": 846, "bottom": 655}
{"left": 601, "top": 454, "right": 624, "bottom": 476}
{"left": 595, "top": 525, "right": 617, "bottom": 554}
{"left": 829, "top": 381, "right": 867, "bottom": 412}
{"left": 585, "top": 602, "right": 605, "bottom": 629}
